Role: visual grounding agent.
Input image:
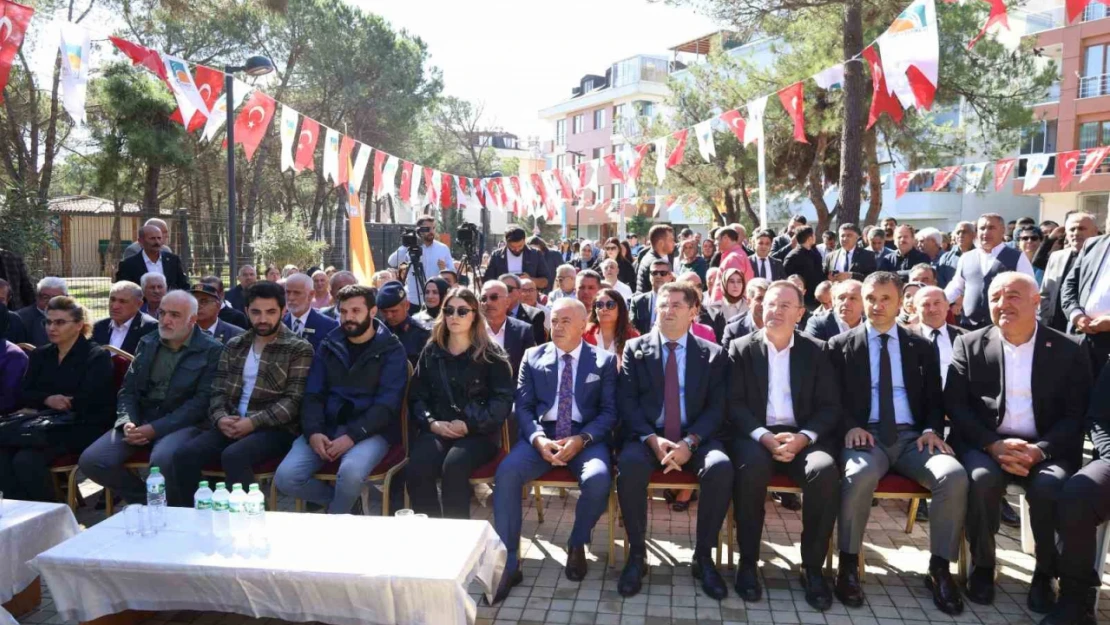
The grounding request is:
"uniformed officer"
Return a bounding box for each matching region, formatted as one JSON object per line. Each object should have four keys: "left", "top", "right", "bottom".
{"left": 376, "top": 280, "right": 431, "bottom": 366}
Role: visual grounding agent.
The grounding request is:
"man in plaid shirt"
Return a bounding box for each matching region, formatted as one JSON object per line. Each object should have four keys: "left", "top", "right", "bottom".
{"left": 172, "top": 281, "right": 315, "bottom": 496}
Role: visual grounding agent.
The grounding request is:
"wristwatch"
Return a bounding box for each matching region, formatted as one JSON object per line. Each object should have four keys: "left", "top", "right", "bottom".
{"left": 580, "top": 432, "right": 594, "bottom": 446}
{"left": 682, "top": 435, "right": 699, "bottom": 452}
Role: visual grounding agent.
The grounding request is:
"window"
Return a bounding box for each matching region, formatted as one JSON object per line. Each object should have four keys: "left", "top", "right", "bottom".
{"left": 572, "top": 114, "right": 584, "bottom": 134}
{"left": 592, "top": 147, "right": 605, "bottom": 159}
{"left": 612, "top": 184, "right": 623, "bottom": 201}
{"left": 1078, "top": 121, "right": 1110, "bottom": 177}
{"left": 555, "top": 120, "right": 566, "bottom": 145}
{"left": 570, "top": 152, "right": 583, "bottom": 166}
{"left": 1086, "top": 2, "right": 1108, "bottom": 21}
{"left": 1082, "top": 45, "right": 1109, "bottom": 98}
{"left": 584, "top": 78, "right": 595, "bottom": 92}
{"left": 635, "top": 101, "right": 655, "bottom": 118}
{"left": 555, "top": 154, "right": 566, "bottom": 169}
{"left": 593, "top": 109, "right": 606, "bottom": 130}
{"left": 1017, "top": 120, "right": 1057, "bottom": 178}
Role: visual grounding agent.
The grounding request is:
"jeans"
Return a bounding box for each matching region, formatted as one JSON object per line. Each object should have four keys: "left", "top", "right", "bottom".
{"left": 407, "top": 431, "right": 498, "bottom": 519}
{"left": 273, "top": 427, "right": 390, "bottom": 514}
{"left": 79, "top": 427, "right": 201, "bottom": 506}
{"left": 172, "top": 427, "right": 295, "bottom": 501}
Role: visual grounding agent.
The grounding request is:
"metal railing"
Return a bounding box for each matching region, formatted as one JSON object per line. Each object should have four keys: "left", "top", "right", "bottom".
{"left": 1086, "top": 2, "right": 1109, "bottom": 22}
{"left": 1079, "top": 73, "right": 1110, "bottom": 99}
{"left": 1018, "top": 6, "right": 1065, "bottom": 35}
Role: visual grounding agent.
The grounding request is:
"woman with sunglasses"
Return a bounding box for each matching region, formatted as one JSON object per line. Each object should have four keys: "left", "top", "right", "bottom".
{"left": 710, "top": 267, "right": 749, "bottom": 322}
{"left": 413, "top": 277, "right": 450, "bottom": 325}
{"left": 676, "top": 237, "right": 708, "bottom": 285}
{"left": 582, "top": 289, "right": 638, "bottom": 363}
{"left": 0, "top": 296, "right": 113, "bottom": 502}
{"left": 407, "top": 287, "right": 515, "bottom": 519}
{"left": 599, "top": 237, "right": 636, "bottom": 286}
{"left": 1017, "top": 225, "right": 1046, "bottom": 286}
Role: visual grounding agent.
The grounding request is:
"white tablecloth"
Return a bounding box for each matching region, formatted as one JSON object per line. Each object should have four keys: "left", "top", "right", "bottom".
{"left": 31, "top": 508, "right": 505, "bottom": 625}
{"left": 0, "top": 500, "right": 80, "bottom": 625}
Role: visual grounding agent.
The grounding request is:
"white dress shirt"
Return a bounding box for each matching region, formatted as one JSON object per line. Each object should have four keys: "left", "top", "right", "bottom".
{"left": 998, "top": 327, "right": 1038, "bottom": 439}
{"left": 143, "top": 253, "right": 164, "bottom": 277}
{"left": 648, "top": 333, "right": 688, "bottom": 440}
{"left": 487, "top": 320, "right": 507, "bottom": 349}
{"left": 838, "top": 249, "right": 853, "bottom": 273}
{"left": 109, "top": 317, "right": 134, "bottom": 349}
{"left": 945, "top": 244, "right": 1035, "bottom": 303}
{"left": 750, "top": 334, "right": 819, "bottom": 444}
{"left": 533, "top": 342, "right": 584, "bottom": 442}
{"left": 753, "top": 255, "right": 773, "bottom": 281}
{"left": 835, "top": 314, "right": 852, "bottom": 335}
{"left": 1080, "top": 253, "right": 1110, "bottom": 319}
{"left": 387, "top": 240, "right": 456, "bottom": 305}
{"left": 238, "top": 346, "right": 261, "bottom": 417}
{"left": 507, "top": 250, "right": 524, "bottom": 273}
{"left": 923, "top": 325, "right": 954, "bottom": 389}
{"left": 866, "top": 323, "right": 916, "bottom": 428}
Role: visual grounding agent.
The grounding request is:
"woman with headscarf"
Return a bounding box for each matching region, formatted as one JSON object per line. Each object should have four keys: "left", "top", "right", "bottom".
{"left": 414, "top": 277, "right": 450, "bottom": 325}
{"left": 710, "top": 267, "right": 749, "bottom": 322}
{"left": 676, "top": 237, "right": 708, "bottom": 285}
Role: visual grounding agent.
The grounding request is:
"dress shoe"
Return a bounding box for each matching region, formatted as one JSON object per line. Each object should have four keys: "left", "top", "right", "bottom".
{"left": 915, "top": 499, "right": 929, "bottom": 522}
{"left": 800, "top": 566, "right": 832, "bottom": 611}
{"left": 834, "top": 558, "right": 864, "bottom": 608}
{"left": 1000, "top": 499, "right": 1021, "bottom": 528}
{"left": 1039, "top": 581, "right": 1097, "bottom": 625}
{"left": 965, "top": 566, "right": 995, "bottom": 605}
{"left": 692, "top": 554, "right": 729, "bottom": 600}
{"left": 618, "top": 555, "right": 647, "bottom": 597}
{"left": 489, "top": 568, "right": 523, "bottom": 605}
{"left": 924, "top": 565, "right": 963, "bottom": 615}
{"left": 778, "top": 492, "right": 802, "bottom": 511}
{"left": 1027, "top": 571, "right": 1058, "bottom": 614}
{"left": 734, "top": 560, "right": 762, "bottom": 602}
{"left": 565, "top": 544, "right": 588, "bottom": 582}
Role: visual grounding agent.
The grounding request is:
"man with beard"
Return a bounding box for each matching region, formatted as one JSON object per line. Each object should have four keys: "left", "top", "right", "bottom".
{"left": 79, "top": 290, "right": 224, "bottom": 507}
{"left": 484, "top": 226, "right": 552, "bottom": 290}
{"left": 275, "top": 285, "right": 408, "bottom": 514}
{"left": 172, "top": 281, "right": 315, "bottom": 499}
{"left": 388, "top": 216, "right": 456, "bottom": 306}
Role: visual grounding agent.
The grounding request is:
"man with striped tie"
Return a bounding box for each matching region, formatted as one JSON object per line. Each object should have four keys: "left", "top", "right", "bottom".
{"left": 281, "top": 272, "right": 337, "bottom": 351}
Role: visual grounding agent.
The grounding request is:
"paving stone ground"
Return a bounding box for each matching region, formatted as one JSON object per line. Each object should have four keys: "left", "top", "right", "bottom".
{"left": 14, "top": 479, "right": 1110, "bottom": 625}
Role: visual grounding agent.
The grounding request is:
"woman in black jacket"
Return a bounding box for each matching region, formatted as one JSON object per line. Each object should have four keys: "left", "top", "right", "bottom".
{"left": 596, "top": 237, "right": 636, "bottom": 286}
{"left": 407, "top": 286, "right": 514, "bottom": 518}
{"left": 0, "top": 296, "right": 113, "bottom": 502}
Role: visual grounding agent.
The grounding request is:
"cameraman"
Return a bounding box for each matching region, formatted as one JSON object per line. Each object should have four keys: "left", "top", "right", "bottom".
{"left": 388, "top": 216, "right": 455, "bottom": 306}
{"left": 483, "top": 226, "right": 551, "bottom": 290}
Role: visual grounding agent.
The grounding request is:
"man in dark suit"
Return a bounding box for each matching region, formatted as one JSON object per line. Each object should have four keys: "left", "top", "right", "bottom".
{"left": 945, "top": 272, "right": 1091, "bottom": 613}
{"left": 866, "top": 227, "right": 894, "bottom": 265}
{"left": 805, "top": 279, "right": 863, "bottom": 342}
{"left": 192, "top": 283, "right": 245, "bottom": 345}
{"left": 281, "top": 273, "right": 339, "bottom": 352}
{"left": 481, "top": 280, "right": 535, "bottom": 379}
{"left": 946, "top": 213, "right": 1036, "bottom": 331}
{"left": 616, "top": 282, "right": 733, "bottom": 600}
{"left": 16, "top": 277, "right": 67, "bottom": 347}
{"left": 629, "top": 259, "right": 674, "bottom": 335}
{"left": 198, "top": 276, "right": 249, "bottom": 330}
{"left": 749, "top": 228, "right": 785, "bottom": 282}
{"left": 224, "top": 265, "right": 257, "bottom": 313}
{"left": 823, "top": 224, "right": 877, "bottom": 282}
{"left": 92, "top": 281, "right": 158, "bottom": 354}
{"left": 500, "top": 273, "right": 546, "bottom": 344}
{"left": 879, "top": 225, "right": 930, "bottom": 280}
{"left": 483, "top": 226, "right": 551, "bottom": 290}
{"left": 912, "top": 286, "right": 964, "bottom": 388}
{"left": 1060, "top": 218, "right": 1110, "bottom": 373}
{"left": 770, "top": 215, "right": 806, "bottom": 258}
{"left": 490, "top": 298, "right": 617, "bottom": 603}
{"left": 826, "top": 272, "right": 966, "bottom": 615}
{"left": 115, "top": 225, "right": 190, "bottom": 291}
{"left": 727, "top": 280, "right": 841, "bottom": 610}
{"left": 783, "top": 227, "right": 824, "bottom": 310}
{"left": 635, "top": 224, "right": 676, "bottom": 294}
{"left": 721, "top": 278, "right": 770, "bottom": 346}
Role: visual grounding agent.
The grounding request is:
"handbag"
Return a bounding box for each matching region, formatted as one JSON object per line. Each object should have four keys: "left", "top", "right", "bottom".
{"left": 437, "top": 356, "right": 497, "bottom": 435}
{"left": 0, "top": 410, "right": 78, "bottom": 448}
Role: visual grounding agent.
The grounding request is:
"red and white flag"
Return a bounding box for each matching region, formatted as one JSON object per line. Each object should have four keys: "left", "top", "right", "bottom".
{"left": 293, "top": 117, "right": 319, "bottom": 172}
{"left": 0, "top": 0, "right": 32, "bottom": 102}
{"left": 189, "top": 66, "right": 223, "bottom": 132}
{"left": 719, "top": 109, "right": 746, "bottom": 143}
{"left": 337, "top": 136, "right": 356, "bottom": 188}
{"left": 109, "top": 36, "right": 165, "bottom": 84}
{"left": 399, "top": 161, "right": 415, "bottom": 203}
{"left": 1058, "top": 150, "right": 1081, "bottom": 190}
{"left": 371, "top": 150, "right": 387, "bottom": 198}
{"left": 666, "top": 129, "right": 689, "bottom": 167}
{"left": 994, "top": 158, "right": 1016, "bottom": 191}
{"left": 1080, "top": 146, "right": 1110, "bottom": 183}
{"left": 230, "top": 90, "right": 275, "bottom": 162}
{"left": 895, "top": 171, "right": 913, "bottom": 198}
{"left": 424, "top": 169, "right": 439, "bottom": 208}
{"left": 507, "top": 176, "right": 524, "bottom": 215}
{"left": 863, "top": 45, "right": 904, "bottom": 128}
{"left": 932, "top": 166, "right": 960, "bottom": 191}
{"left": 440, "top": 173, "right": 454, "bottom": 208}
{"left": 777, "top": 82, "right": 808, "bottom": 143}
{"left": 969, "top": 0, "right": 1009, "bottom": 49}
{"left": 626, "top": 144, "right": 651, "bottom": 181}
{"left": 602, "top": 154, "right": 625, "bottom": 183}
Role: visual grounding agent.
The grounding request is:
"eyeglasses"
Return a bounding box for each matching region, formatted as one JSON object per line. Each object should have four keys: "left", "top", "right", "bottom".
{"left": 480, "top": 294, "right": 501, "bottom": 303}
{"left": 504, "top": 285, "right": 517, "bottom": 293}
{"left": 442, "top": 306, "right": 473, "bottom": 318}
{"left": 594, "top": 300, "right": 618, "bottom": 310}
{"left": 1019, "top": 236, "right": 1041, "bottom": 242}
{"left": 417, "top": 227, "right": 431, "bottom": 234}
{"left": 43, "top": 319, "right": 75, "bottom": 328}
{"left": 651, "top": 270, "right": 672, "bottom": 277}
{"left": 605, "top": 245, "right": 618, "bottom": 251}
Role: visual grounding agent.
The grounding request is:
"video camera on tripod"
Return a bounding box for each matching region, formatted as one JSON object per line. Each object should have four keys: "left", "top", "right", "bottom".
{"left": 455, "top": 221, "right": 481, "bottom": 285}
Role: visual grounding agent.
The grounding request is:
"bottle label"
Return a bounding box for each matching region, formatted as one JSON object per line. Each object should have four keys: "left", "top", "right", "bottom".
{"left": 197, "top": 499, "right": 212, "bottom": 510}
{"left": 229, "top": 502, "right": 243, "bottom": 513}
{"left": 214, "top": 500, "right": 229, "bottom": 512}
{"left": 148, "top": 483, "right": 165, "bottom": 495}
{"left": 246, "top": 502, "right": 263, "bottom": 514}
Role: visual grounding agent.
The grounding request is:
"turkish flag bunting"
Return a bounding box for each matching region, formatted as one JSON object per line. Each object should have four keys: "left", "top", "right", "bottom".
{"left": 188, "top": 66, "right": 223, "bottom": 132}
{"left": 602, "top": 154, "right": 625, "bottom": 183}
{"left": 931, "top": 166, "right": 960, "bottom": 191}
{"left": 440, "top": 173, "right": 453, "bottom": 208}
{"left": 399, "top": 161, "right": 414, "bottom": 203}
{"left": 509, "top": 176, "right": 524, "bottom": 215}
{"left": 1080, "top": 146, "right": 1110, "bottom": 183}
{"left": 530, "top": 173, "right": 548, "bottom": 206}
{"left": 293, "top": 117, "right": 319, "bottom": 172}
{"left": 169, "top": 108, "right": 184, "bottom": 125}
{"left": 336, "top": 136, "right": 356, "bottom": 189}
{"left": 968, "top": 0, "right": 1009, "bottom": 49}
{"left": 904, "top": 65, "right": 937, "bottom": 111}
{"left": 423, "top": 168, "right": 437, "bottom": 207}
{"left": 994, "top": 158, "right": 1017, "bottom": 191}
{"left": 862, "top": 45, "right": 903, "bottom": 129}
{"left": 0, "top": 1, "right": 30, "bottom": 100}
{"left": 666, "top": 129, "right": 689, "bottom": 167}
{"left": 777, "top": 82, "right": 808, "bottom": 144}
{"left": 1066, "top": 0, "right": 1095, "bottom": 23}
{"left": 895, "top": 172, "right": 913, "bottom": 199}
{"left": 109, "top": 35, "right": 166, "bottom": 84}
{"left": 370, "top": 149, "right": 386, "bottom": 195}
{"left": 719, "top": 109, "right": 746, "bottom": 142}
{"left": 552, "top": 169, "right": 573, "bottom": 200}
{"left": 626, "top": 144, "right": 651, "bottom": 181}
{"left": 231, "top": 90, "right": 275, "bottom": 162}
{"left": 1058, "top": 150, "right": 1081, "bottom": 190}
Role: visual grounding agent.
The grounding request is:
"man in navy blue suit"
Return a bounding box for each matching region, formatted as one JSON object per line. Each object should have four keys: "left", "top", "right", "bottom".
{"left": 490, "top": 298, "right": 617, "bottom": 603}
{"left": 804, "top": 279, "right": 864, "bottom": 342}
{"left": 282, "top": 273, "right": 338, "bottom": 351}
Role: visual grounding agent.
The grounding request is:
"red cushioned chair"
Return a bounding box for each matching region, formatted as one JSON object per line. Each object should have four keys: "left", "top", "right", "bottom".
{"left": 528, "top": 464, "right": 619, "bottom": 568}
{"left": 614, "top": 468, "right": 726, "bottom": 568}
{"left": 468, "top": 422, "right": 511, "bottom": 489}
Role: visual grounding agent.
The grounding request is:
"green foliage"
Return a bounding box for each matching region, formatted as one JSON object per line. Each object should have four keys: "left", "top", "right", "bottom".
{"left": 251, "top": 213, "right": 328, "bottom": 269}
{"left": 627, "top": 213, "right": 654, "bottom": 238}
{"left": 0, "top": 185, "right": 50, "bottom": 272}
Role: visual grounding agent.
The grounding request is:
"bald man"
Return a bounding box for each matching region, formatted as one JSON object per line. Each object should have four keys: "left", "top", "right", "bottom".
{"left": 945, "top": 273, "right": 1092, "bottom": 612}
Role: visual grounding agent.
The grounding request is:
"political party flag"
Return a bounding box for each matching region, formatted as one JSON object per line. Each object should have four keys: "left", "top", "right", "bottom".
{"left": 654, "top": 137, "right": 668, "bottom": 184}
{"left": 292, "top": 116, "right": 319, "bottom": 172}
{"left": 877, "top": 0, "right": 939, "bottom": 110}
{"left": 322, "top": 127, "right": 341, "bottom": 184}
{"left": 230, "top": 90, "right": 275, "bottom": 162}
{"left": 812, "top": 64, "right": 845, "bottom": 90}
{"left": 351, "top": 143, "right": 372, "bottom": 192}
{"left": 744, "top": 96, "right": 768, "bottom": 146}
{"left": 694, "top": 120, "right": 716, "bottom": 162}
{"left": 336, "top": 135, "right": 356, "bottom": 188}
{"left": 278, "top": 105, "right": 299, "bottom": 172}
{"left": 994, "top": 158, "right": 1017, "bottom": 191}
{"left": 346, "top": 154, "right": 375, "bottom": 285}
{"left": 162, "top": 53, "right": 210, "bottom": 129}
{"left": 0, "top": 0, "right": 33, "bottom": 101}
{"left": 963, "top": 162, "right": 988, "bottom": 193}
{"left": 58, "top": 22, "right": 90, "bottom": 124}
{"left": 777, "top": 82, "right": 807, "bottom": 143}
{"left": 1022, "top": 153, "right": 1052, "bottom": 191}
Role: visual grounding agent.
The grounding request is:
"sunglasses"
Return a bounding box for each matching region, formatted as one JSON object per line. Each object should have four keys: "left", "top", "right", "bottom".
{"left": 594, "top": 300, "right": 618, "bottom": 310}
{"left": 480, "top": 294, "right": 501, "bottom": 303}
{"left": 605, "top": 245, "right": 618, "bottom": 251}
{"left": 417, "top": 227, "right": 431, "bottom": 234}
{"left": 1020, "top": 236, "right": 1041, "bottom": 242}
{"left": 651, "top": 270, "right": 672, "bottom": 277}
{"left": 442, "top": 306, "right": 473, "bottom": 318}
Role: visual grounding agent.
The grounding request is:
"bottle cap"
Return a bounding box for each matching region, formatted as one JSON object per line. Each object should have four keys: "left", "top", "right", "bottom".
{"left": 232, "top": 483, "right": 243, "bottom": 491}
{"left": 199, "top": 481, "right": 209, "bottom": 489}
{"left": 249, "top": 484, "right": 260, "bottom": 491}
{"left": 150, "top": 467, "right": 161, "bottom": 475}
{"left": 216, "top": 482, "right": 226, "bottom": 489}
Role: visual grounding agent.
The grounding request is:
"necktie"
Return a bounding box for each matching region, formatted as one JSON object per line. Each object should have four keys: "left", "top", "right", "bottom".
{"left": 878, "top": 333, "right": 897, "bottom": 446}
{"left": 204, "top": 329, "right": 214, "bottom": 337}
{"left": 293, "top": 319, "right": 303, "bottom": 336}
{"left": 760, "top": 259, "right": 767, "bottom": 279}
{"left": 664, "top": 341, "right": 682, "bottom": 441}
{"left": 555, "top": 353, "right": 575, "bottom": 439}
{"left": 931, "top": 328, "right": 942, "bottom": 365}
{"left": 844, "top": 252, "right": 851, "bottom": 273}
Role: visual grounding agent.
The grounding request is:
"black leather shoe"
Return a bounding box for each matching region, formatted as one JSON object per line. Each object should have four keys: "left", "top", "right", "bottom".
{"left": 1040, "top": 582, "right": 1097, "bottom": 625}
{"left": 1000, "top": 499, "right": 1021, "bottom": 528}
{"left": 915, "top": 499, "right": 929, "bottom": 522}
{"left": 965, "top": 566, "right": 995, "bottom": 605}
{"left": 778, "top": 492, "right": 802, "bottom": 511}
{"left": 618, "top": 555, "right": 647, "bottom": 597}
{"left": 1027, "top": 571, "right": 1058, "bottom": 614}
{"left": 734, "top": 560, "right": 762, "bottom": 602}
{"left": 489, "top": 568, "right": 523, "bottom": 605}
{"left": 925, "top": 565, "right": 964, "bottom": 615}
{"left": 692, "top": 554, "right": 729, "bottom": 600}
{"left": 800, "top": 566, "right": 832, "bottom": 611}
{"left": 565, "top": 545, "right": 587, "bottom": 582}
{"left": 834, "top": 559, "right": 864, "bottom": 607}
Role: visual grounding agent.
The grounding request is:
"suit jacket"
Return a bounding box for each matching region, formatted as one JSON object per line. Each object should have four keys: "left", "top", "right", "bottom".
{"left": 225, "top": 285, "right": 247, "bottom": 312}
{"left": 498, "top": 315, "right": 536, "bottom": 379}
{"left": 822, "top": 247, "right": 878, "bottom": 282}
{"left": 749, "top": 255, "right": 784, "bottom": 281}
{"left": 721, "top": 312, "right": 758, "bottom": 348}
{"left": 783, "top": 247, "right": 823, "bottom": 308}
{"left": 512, "top": 303, "right": 547, "bottom": 345}
{"left": 944, "top": 325, "right": 1091, "bottom": 466}
{"left": 629, "top": 291, "right": 656, "bottom": 335}
{"left": 1039, "top": 249, "right": 1074, "bottom": 332}
{"left": 825, "top": 324, "right": 944, "bottom": 435}
{"left": 218, "top": 306, "right": 249, "bottom": 330}
{"left": 618, "top": 330, "right": 727, "bottom": 442}
{"left": 515, "top": 341, "right": 618, "bottom": 444}
{"left": 92, "top": 313, "right": 159, "bottom": 354}
{"left": 699, "top": 306, "right": 725, "bottom": 344}
{"left": 15, "top": 305, "right": 47, "bottom": 347}
{"left": 727, "top": 330, "right": 840, "bottom": 442}
{"left": 635, "top": 249, "right": 672, "bottom": 294}
{"left": 202, "top": 319, "right": 245, "bottom": 345}
{"left": 282, "top": 308, "right": 339, "bottom": 351}
{"left": 115, "top": 250, "right": 190, "bottom": 291}
{"left": 1060, "top": 234, "right": 1110, "bottom": 333}
{"left": 3, "top": 310, "right": 25, "bottom": 344}
{"left": 936, "top": 248, "right": 963, "bottom": 289}
{"left": 878, "top": 248, "right": 930, "bottom": 280}
{"left": 805, "top": 311, "right": 846, "bottom": 343}
{"left": 483, "top": 246, "right": 551, "bottom": 285}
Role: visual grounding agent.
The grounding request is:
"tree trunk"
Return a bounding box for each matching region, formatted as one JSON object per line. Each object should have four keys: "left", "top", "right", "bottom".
{"left": 863, "top": 129, "right": 884, "bottom": 227}
{"left": 808, "top": 134, "right": 832, "bottom": 233}
{"left": 142, "top": 164, "right": 161, "bottom": 218}
{"left": 836, "top": 0, "right": 865, "bottom": 229}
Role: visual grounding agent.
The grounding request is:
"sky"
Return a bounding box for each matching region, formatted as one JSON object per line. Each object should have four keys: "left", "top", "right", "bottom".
{"left": 351, "top": 0, "right": 721, "bottom": 142}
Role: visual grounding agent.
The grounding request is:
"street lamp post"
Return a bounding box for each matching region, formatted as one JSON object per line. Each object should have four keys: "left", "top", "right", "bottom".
{"left": 224, "top": 55, "right": 275, "bottom": 281}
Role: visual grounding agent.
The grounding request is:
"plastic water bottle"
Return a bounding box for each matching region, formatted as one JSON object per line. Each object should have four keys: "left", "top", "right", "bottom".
{"left": 228, "top": 483, "right": 247, "bottom": 546}
{"left": 194, "top": 481, "right": 214, "bottom": 537}
{"left": 212, "top": 482, "right": 231, "bottom": 539}
{"left": 146, "top": 467, "right": 166, "bottom": 529}
{"left": 246, "top": 483, "right": 267, "bottom": 552}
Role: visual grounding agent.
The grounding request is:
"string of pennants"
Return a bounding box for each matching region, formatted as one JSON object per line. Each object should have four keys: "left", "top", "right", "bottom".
{"left": 0, "top": 0, "right": 1092, "bottom": 222}
{"left": 893, "top": 146, "right": 1110, "bottom": 198}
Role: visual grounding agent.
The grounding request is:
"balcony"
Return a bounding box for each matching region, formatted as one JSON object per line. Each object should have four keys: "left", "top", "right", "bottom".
{"left": 1018, "top": 6, "right": 1065, "bottom": 35}
{"left": 1079, "top": 73, "right": 1110, "bottom": 99}
{"left": 1086, "top": 2, "right": 1109, "bottom": 22}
